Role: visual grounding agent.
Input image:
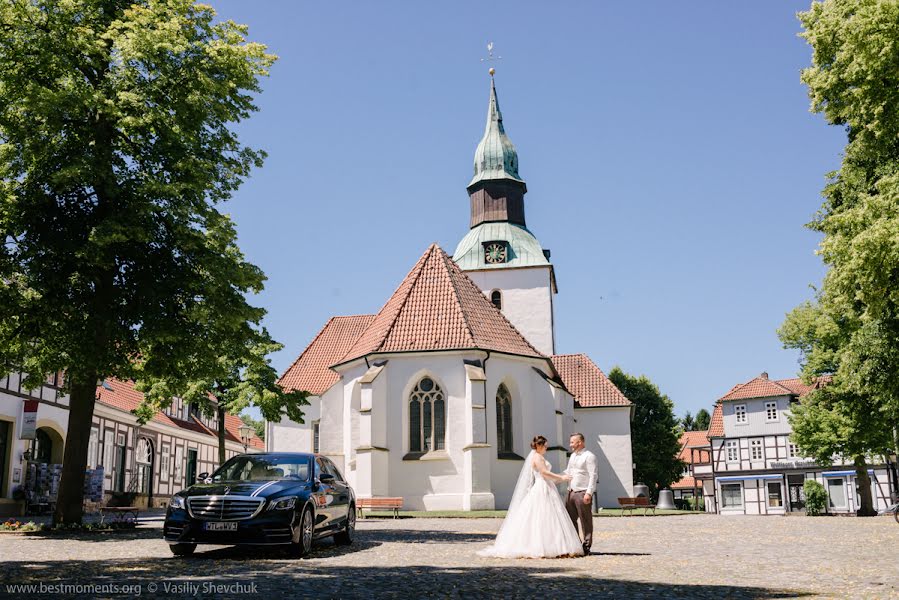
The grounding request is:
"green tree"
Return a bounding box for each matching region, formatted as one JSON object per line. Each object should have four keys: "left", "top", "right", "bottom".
{"left": 694, "top": 408, "right": 711, "bottom": 432}
{"left": 778, "top": 0, "right": 899, "bottom": 516}
{"left": 239, "top": 413, "right": 266, "bottom": 442}
{"left": 680, "top": 411, "right": 695, "bottom": 432}
{"left": 137, "top": 330, "right": 307, "bottom": 464}
{"left": 608, "top": 367, "right": 685, "bottom": 500}
{"left": 0, "top": 0, "right": 277, "bottom": 523}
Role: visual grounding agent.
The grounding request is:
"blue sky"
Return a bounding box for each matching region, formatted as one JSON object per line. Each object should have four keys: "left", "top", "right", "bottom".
{"left": 211, "top": 1, "right": 843, "bottom": 420}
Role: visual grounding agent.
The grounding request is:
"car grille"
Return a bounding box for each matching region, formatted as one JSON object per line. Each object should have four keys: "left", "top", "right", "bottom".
{"left": 187, "top": 496, "right": 265, "bottom": 521}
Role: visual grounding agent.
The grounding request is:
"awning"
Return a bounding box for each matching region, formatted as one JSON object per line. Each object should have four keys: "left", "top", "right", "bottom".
{"left": 716, "top": 474, "right": 782, "bottom": 482}
{"left": 822, "top": 470, "right": 874, "bottom": 477}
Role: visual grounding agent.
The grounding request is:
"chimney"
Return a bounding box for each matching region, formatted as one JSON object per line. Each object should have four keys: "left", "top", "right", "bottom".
{"left": 760, "top": 371, "right": 768, "bottom": 380}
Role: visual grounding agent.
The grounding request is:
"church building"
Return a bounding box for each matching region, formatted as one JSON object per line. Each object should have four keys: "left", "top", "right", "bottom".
{"left": 268, "top": 75, "right": 634, "bottom": 510}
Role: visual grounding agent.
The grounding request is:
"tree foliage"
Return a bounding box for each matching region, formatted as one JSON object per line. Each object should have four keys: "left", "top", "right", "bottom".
{"left": 778, "top": 0, "right": 899, "bottom": 516}
{"left": 0, "top": 0, "right": 279, "bottom": 523}
{"left": 694, "top": 408, "right": 711, "bottom": 432}
{"left": 608, "top": 367, "right": 684, "bottom": 499}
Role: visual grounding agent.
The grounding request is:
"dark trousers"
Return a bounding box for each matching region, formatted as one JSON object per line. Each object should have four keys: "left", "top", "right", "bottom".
{"left": 566, "top": 489, "right": 593, "bottom": 552}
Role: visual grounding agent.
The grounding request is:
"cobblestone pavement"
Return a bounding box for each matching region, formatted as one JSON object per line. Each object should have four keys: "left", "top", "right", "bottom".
{"left": 1, "top": 514, "right": 897, "bottom": 599}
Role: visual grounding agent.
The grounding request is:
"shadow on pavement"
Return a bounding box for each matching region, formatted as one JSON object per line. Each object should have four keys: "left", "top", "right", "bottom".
{"left": 1, "top": 558, "right": 810, "bottom": 599}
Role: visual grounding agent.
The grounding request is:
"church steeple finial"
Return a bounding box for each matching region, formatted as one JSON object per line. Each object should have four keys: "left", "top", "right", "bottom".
{"left": 469, "top": 75, "right": 525, "bottom": 189}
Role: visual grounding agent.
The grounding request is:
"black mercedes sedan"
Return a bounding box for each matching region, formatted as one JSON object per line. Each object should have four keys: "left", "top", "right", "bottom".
{"left": 163, "top": 452, "right": 355, "bottom": 557}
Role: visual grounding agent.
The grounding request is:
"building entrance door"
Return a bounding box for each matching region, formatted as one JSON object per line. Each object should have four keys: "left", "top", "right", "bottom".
{"left": 788, "top": 474, "right": 806, "bottom": 511}
{"left": 0, "top": 421, "right": 9, "bottom": 496}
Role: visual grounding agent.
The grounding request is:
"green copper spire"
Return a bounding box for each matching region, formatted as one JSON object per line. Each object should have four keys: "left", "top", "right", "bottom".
{"left": 469, "top": 77, "right": 525, "bottom": 188}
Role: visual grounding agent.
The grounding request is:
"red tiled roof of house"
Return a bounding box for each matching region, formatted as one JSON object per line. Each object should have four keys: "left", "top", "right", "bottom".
{"left": 719, "top": 373, "right": 832, "bottom": 402}
{"left": 720, "top": 374, "right": 794, "bottom": 401}
{"left": 671, "top": 475, "right": 698, "bottom": 490}
{"left": 96, "top": 378, "right": 264, "bottom": 449}
{"left": 677, "top": 430, "right": 710, "bottom": 463}
{"left": 337, "top": 244, "right": 542, "bottom": 366}
{"left": 777, "top": 375, "right": 832, "bottom": 397}
{"left": 278, "top": 315, "right": 375, "bottom": 395}
{"left": 708, "top": 402, "right": 724, "bottom": 438}
{"left": 550, "top": 354, "right": 631, "bottom": 408}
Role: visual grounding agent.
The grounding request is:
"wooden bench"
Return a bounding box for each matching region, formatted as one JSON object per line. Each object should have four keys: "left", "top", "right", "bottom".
{"left": 617, "top": 496, "right": 656, "bottom": 516}
{"left": 356, "top": 497, "right": 403, "bottom": 519}
{"left": 99, "top": 506, "right": 140, "bottom": 525}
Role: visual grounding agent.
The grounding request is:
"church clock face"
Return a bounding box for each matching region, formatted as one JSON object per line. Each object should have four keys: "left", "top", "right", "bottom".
{"left": 484, "top": 242, "right": 507, "bottom": 264}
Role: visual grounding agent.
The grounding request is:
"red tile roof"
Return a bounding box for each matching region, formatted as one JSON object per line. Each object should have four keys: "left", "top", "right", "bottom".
{"left": 671, "top": 475, "right": 699, "bottom": 490}
{"left": 550, "top": 354, "right": 631, "bottom": 408}
{"left": 708, "top": 402, "right": 724, "bottom": 438}
{"left": 719, "top": 373, "right": 831, "bottom": 402}
{"left": 677, "top": 430, "right": 710, "bottom": 463}
{"left": 337, "top": 244, "right": 542, "bottom": 366}
{"left": 96, "top": 378, "right": 264, "bottom": 449}
{"left": 278, "top": 315, "right": 375, "bottom": 395}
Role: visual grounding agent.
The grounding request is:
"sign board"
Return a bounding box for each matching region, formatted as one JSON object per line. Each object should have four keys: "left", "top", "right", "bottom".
{"left": 770, "top": 460, "right": 817, "bottom": 470}
{"left": 20, "top": 399, "right": 38, "bottom": 440}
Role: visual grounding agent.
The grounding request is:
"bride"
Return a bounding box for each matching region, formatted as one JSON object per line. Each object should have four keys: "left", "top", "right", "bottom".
{"left": 478, "top": 435, "right": 585, "bottom": 558}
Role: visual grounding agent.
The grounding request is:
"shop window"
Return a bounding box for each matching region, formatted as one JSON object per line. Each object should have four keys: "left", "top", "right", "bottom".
{"left": 767, "top": 482, "right": 783, "bottom": 508}
{"left": 827, "top": 478, "right": 847, "bottom": 509}
{"left": 721, "top": 483, "right": 743, "bottom": 508}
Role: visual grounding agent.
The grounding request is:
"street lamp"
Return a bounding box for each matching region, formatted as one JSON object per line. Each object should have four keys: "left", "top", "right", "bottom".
{"left": 238, "top": 423, "right": 253, "bottom": 453}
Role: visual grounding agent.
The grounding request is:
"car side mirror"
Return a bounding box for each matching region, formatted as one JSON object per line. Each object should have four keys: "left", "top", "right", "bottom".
{"left": 196, "top": 472, "right": 209, "bottom": 484}
{"left": 318, "top": 472, "right": 335, "bottom": 483}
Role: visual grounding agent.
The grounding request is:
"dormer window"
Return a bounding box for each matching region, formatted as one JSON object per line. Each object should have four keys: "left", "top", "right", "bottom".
{"left": 490, "top": 290, "right": 502, "bottom": 310}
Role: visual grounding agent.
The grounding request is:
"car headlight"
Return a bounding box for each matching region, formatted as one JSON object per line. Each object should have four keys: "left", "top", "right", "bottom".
{"left": 268, "top": 496, "right": 297, "bottom": 511}
{"left": 170, "top": 495, "right": 186, "bottom": 510}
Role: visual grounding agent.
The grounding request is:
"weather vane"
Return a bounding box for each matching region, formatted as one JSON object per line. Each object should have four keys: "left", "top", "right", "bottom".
{"left": 481, "top": 41, "right": 502, "bottom": 77}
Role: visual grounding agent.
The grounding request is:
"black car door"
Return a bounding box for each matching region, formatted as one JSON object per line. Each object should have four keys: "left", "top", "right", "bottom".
{"left": 323, "top": 458, "right": 350, "bottom": 524}
{"left": 313, "top": 457, "right": 336, "bottom": 530}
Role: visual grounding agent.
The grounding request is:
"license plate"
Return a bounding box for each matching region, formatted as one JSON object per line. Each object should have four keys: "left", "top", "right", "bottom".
{"left": 204, "top": 521, "right": 237, "bottom": 531}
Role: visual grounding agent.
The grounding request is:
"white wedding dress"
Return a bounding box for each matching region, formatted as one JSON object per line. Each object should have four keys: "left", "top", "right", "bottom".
{"left": 478, "top": 451, "right": 585, "bottom": 558}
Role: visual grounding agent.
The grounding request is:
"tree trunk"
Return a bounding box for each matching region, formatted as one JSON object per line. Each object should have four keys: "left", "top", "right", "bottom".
{"left": 53, "top": 375, "right": 97, "bottom": 524}
{"left": 217, "top": 405, "right": 226, "bottom": 467}
{"left": 854, "top": 455, "right": 876, "bottom": 516}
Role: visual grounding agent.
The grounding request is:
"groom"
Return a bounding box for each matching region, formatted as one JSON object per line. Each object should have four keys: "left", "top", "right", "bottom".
{"left": 565, "top": 432, "right": 598, "bottom": 555}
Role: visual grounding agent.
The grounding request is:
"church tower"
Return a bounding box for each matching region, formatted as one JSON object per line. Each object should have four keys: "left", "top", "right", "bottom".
{"left": 452, "top": 74, "right": 557, "bottom": 356}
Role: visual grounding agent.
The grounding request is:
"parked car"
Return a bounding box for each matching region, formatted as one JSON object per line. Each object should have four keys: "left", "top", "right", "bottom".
{"left": 163, "top": 452, "right": 355, "bottom": 556}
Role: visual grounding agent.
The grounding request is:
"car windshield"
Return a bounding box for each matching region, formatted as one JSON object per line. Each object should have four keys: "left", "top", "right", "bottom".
{"left": 211, "top": 455, "right": 311, "bottom": 482}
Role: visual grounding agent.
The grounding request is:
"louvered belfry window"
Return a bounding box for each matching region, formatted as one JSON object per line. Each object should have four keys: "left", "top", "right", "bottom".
{"left": 496, "top": 384, "right": 513, "bottom": 454}
{"left": 409, "top": 377, "right": 445, "bottom": 453}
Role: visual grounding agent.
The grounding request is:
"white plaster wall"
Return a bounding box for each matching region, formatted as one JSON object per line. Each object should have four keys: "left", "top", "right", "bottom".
{"left": 574, "top": 406, "right": 634, "bottom": 508}
{"left": 268, "top": 395, "right": 320, "bottom": 454}
{"left": 483, "top": 357, "right": 561, "bottom": 508}
{"left": 722, "top": 395, "right": 794, "bottom": 437}
{"left": 466, "top": 267, "right": 555, "bottom": 356}
{"left": 380, "top": 354, "right": 471, "bottom": 509}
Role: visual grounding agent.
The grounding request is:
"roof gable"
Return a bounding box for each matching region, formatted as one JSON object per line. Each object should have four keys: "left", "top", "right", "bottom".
{"left": 677, "top": 430, "right": 710, "bottom": 463}
{"left": 719, "top": 373, "right": 832, "bottom": 402}
{"left": 550, "top": 354, "right": 631, "bottom": 408}
{"left": 278, "top": 315, "right": 375, "bottom": 395}
{"left": 337, "top": 244, "right": 542, "bottom": 366}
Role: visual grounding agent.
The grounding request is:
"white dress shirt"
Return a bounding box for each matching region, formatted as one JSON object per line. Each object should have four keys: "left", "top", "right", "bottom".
{"left": 565, "top": 448, "right": 598, "bottom": 496}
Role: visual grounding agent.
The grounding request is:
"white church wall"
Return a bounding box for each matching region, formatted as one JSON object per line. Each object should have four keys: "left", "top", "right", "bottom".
{"left": 466, "top": 267, "right": 555, "bottom": 356}
{"left": 382, "top": 355, "right": 471, "bottom": 510}
{"left": 575, "top": 406, "right": 634, "bottom": 508}
{"left": 268, "top": 395, "right": 320, "bottom": 453}
{"left": 485, "top": 356, "right": 561, "bottom": 509}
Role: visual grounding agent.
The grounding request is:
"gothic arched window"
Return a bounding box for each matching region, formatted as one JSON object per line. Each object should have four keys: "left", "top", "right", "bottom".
{"left": 496, "top": 383, "right": 513, "bottom": 455}
{"left": 490, "top": 290, "right": 502, "bottom": 310}
{"left": 409, "top": 377, "right": 445, "bottom": 453}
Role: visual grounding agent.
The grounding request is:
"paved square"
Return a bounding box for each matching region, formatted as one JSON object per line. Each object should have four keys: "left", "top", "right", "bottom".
{"left": 1, "top": 514, "right": 897, "bottom": 598}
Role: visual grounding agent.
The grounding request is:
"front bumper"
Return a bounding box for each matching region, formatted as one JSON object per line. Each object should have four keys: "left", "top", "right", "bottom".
{"left": 163, "top": 509, "right": 299, "bottom": 546}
